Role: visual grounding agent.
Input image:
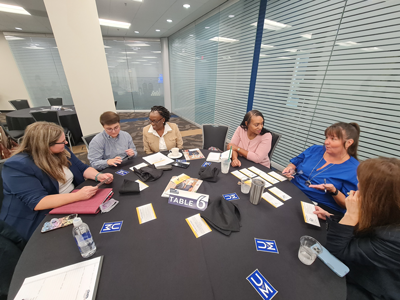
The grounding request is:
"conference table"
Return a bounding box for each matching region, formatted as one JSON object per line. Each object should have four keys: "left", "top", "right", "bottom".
{"left": 6, "top": 105, "right": 82, "bottom": 145}
{"left": 8, "top": 151, "right": 346, "bottom": 300}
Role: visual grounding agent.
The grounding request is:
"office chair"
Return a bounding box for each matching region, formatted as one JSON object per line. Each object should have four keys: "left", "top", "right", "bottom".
{"left": 8, "top": 100, "right": 30, "bottom": 110}
{"left": 115, "top": 101, "right": 118, "bottom": 108}
{"left": 82, "top": 133, "right": 99, "bottom": 150}
{"left": 268, "top": 131, "right": 282, "bottom": 161}
{"left": 202, "top": 124, "right": 229, "bottom": 152}
{"left": 30, "top": 111, "right": 74, "bottom": 152}
{"left": 0, "top": 124, "right": 24, "bottom": 144}
{"left": 48, "top": 98, "right": 63, "bottom": 106}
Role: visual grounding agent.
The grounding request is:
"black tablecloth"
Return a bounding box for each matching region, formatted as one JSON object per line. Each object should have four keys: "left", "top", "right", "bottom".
{"left": 6, "top": 106, "right": 82, "bottom": 145}
{"left": 8, "top": 151, "right": 345, "bottom": 300}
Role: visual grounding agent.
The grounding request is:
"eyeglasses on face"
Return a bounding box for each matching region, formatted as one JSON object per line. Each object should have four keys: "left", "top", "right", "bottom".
{"left": 52, "top": 139, "right": 67, "bottom": 145}
{"left": 105, "top": 124, "right": 120, "bottom": 132}
{"left": 148, "top": 118, "right": 164, "bottom": 125}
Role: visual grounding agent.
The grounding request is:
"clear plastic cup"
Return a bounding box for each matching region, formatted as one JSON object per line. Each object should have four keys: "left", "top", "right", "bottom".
{"left": 241, "top": 177, "right": 251, "bottom": 194}
{"left": 221, "top": 158, "right": 230, "bottom": 174}
{"left": 298, "top": 236, "right": 323, "bottom": 265}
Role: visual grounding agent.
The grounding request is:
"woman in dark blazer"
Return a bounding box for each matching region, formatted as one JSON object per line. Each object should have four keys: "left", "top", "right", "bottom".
{"left": 0, "top": 122, "right": 113, "bottom": 241}
{"left": 314, "top": 157, "right": 400, "bottom": 300}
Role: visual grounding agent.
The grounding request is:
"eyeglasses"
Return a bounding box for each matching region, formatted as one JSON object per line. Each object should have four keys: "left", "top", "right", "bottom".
{"left": 52, "top": 139, "right": 66, "bottom": 145}
{"left": 105, "top": 125, "right": 120, "bottom": 132}
{"left": 148, "top": 118, "right": 164, "bottom": 125}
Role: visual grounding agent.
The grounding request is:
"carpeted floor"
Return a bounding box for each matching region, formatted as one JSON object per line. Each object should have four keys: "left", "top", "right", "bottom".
{"left": 0, "top": 112, "right": 203, "bottom": 165}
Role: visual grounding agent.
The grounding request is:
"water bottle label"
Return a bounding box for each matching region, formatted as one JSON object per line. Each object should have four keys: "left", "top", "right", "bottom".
{"left": 82, "top": 231, "right": 92, "bottom": 241}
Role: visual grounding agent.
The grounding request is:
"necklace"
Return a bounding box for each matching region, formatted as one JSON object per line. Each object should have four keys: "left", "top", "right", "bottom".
{"left": 305, "top": 156, "right": 334, "bottom": 187}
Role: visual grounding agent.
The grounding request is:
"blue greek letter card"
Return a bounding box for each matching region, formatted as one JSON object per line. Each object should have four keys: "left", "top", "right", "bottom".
{"left": 254, "top": 238, "right": 279, "bottom": 254}
{"left": 222, "top": 193, "right": 240, "bottom": 201}
{"left": 247, "top": 269, "right": 278, "bottom": 300}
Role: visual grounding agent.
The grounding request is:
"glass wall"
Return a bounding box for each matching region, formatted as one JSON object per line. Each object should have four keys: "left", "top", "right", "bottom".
{"left": 6, "top": 35, "right": 164, "bottom": 110}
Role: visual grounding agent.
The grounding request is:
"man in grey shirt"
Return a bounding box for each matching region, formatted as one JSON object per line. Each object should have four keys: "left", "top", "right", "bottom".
{"left": 88, "top": 111, "right": 137, "bottom": 171}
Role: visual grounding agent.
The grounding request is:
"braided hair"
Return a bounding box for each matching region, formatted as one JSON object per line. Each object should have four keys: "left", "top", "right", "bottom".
{"left": 150, "top": 106, "right": 170, "bottom": 125}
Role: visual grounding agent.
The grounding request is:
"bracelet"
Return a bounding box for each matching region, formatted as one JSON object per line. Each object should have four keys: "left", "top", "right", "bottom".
{"left": 330, "top": 188, "right": 339, "bottom": 196}
{"left": 95, "top": 172, "right": 103, "bottom": 182}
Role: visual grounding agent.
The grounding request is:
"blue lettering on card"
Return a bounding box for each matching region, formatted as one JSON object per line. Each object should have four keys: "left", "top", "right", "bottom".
{"left": 247, "top": 269, "right": 278, "bottom": 300}
{"left": 223, "top": 193, "right": 239, "bottom": 201}
{"left": 255, "top": 239, "right": 279, "bottom": 254}
{"left": 100, "top": 221, "right": 123, "bottom": 233}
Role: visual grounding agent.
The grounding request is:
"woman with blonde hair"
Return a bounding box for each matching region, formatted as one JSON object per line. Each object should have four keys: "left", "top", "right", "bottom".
{"left": 314, "top": 157, "right": 400, "bottom": 299}
{"left": 0, "top": 122, "right": 113, "bottom": 241}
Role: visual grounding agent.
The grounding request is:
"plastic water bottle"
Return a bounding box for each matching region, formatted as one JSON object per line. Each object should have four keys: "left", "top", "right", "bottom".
{"left": 72, "top": 217, "right": 96, "bottom": 258}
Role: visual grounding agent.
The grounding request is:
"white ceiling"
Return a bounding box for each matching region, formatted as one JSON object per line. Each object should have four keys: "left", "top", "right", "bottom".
{"left": 0, "top": 0, "right": 227, "bottom": 38}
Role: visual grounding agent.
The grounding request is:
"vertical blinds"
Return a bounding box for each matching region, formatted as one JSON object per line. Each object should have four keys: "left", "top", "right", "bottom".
{"left": 169, "top": 0, "right": 260, "bottom": 138}
{"left": 253, "top": 0, "right": 400, "bottom": 167}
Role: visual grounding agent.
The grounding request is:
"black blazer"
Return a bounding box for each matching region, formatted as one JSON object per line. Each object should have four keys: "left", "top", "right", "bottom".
{"left": 326, "top": 218, "right": 400, "bottom": 300}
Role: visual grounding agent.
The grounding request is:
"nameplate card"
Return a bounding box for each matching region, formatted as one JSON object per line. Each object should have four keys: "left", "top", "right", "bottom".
{"left": 100, "top": 221, "right": 123, "bottom": 234}
{"left": 168, "top": 190, "right": 209, "bottom": 211}
{"left": 247, "top": 269, "right": 278, "bottom": 300}
{"left": 254, "top": 238, "right": 279, "bottom": 254}
{"left": 201, "top": 162, "right": 211, "bottom": 167}
{"left": 222, "top": 193, "right": 240, "bottom": 201}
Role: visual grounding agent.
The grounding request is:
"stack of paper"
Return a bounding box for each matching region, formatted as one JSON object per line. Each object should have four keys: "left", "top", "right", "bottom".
{"left": 142, "top": 152, "right": 174, "bottom": 167}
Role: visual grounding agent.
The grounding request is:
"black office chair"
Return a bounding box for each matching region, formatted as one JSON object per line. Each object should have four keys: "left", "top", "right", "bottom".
{"left": 268, "top": 131, "right": 282, "bottom": 161}
{"left": 115, "top": 101, "right": 118, "bottom": 108}
{"left": 202, "top": 124, "right": 229, "bottom": 151}
{"left": 0, "top": 124, "right": 23, "bottom": 144}
{"left": 82, "top": 133, "right": 99, "bottom": 150}
{"left": 30, "top": 111, "right": 74, "bottom": 151}
{"left": 48, "top": 98, "right": 63, "bottom": 106}
{"left": 8, "top": 100, "right": 30, "bottom": 110}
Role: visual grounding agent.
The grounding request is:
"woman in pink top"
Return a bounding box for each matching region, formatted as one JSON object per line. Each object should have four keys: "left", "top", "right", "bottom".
{"left": 227, "top": 110, "right": 272, "bottom": 168}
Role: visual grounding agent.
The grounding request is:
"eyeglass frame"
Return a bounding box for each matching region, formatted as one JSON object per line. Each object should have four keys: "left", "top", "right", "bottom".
{"left": 148, "top": 117, "right": 164, "bottom": 125}
{"left": 104, "top": 124, "right": 121, "bottom": 132}
{"left": 51, "top": 139, "right": 67, "bottom": 145}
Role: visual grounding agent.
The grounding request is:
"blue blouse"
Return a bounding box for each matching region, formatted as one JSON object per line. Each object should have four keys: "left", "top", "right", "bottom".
{"left": 290, "top": 145, "right": 359, "bottom": 214}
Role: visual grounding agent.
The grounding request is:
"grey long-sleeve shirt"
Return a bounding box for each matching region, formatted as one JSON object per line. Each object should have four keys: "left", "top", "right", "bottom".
{"left": 88, "top": 130, "right": 137, "bottom": 171}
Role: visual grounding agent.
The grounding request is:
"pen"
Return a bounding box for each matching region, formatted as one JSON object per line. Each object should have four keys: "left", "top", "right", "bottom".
{"left": 324, "top": 179, "right": 327, "bottom": 193}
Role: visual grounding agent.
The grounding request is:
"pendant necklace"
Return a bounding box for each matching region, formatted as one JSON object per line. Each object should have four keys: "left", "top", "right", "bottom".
{"left": 305, "top": 156, "right": 335, "bottom": 187}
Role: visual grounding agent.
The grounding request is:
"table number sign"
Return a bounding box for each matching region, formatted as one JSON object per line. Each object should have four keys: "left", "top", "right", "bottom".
{"left": 254, "top": 238, "right": 279, "bottom": 254}
{"left": 168, "top": 190, "right": 209, "bottom": 211}
{"left": 247, "top": 269, "right": 278, "bottom": 300}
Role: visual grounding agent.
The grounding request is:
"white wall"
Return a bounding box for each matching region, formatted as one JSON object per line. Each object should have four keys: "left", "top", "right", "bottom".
{"left": 0, "top": 33, "right": 31, "bottom": 110}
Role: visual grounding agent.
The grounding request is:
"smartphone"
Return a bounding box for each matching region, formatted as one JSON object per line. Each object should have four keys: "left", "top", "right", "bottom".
{"left": 41, "top": 214, "right": 78, "bottom": 233}
{"left": 311, "top": 244, "right": 349, "bottom": 277}
{"left": 172, "top": 162, "right": 190, "bottom": 169}
{"left": 96, "top": 177, "right": 112, "bottom": 187}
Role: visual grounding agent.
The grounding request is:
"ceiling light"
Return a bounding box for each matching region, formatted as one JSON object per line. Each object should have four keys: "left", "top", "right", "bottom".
{"left": 4, "top": 35, "right": 24, "bottom": 41}
{"left": 15, "top": 27, "right": 22, "bottom": 30}
{"left": 189, "top": 34, "right": 194, "bottom": 37}
{"left": 24, "top": 46, "right": 45, "bottom": 50}
{"left": 229, "top": 15, "right": 234, "bottom": 18}
{"left": 104, "top": 45, "right": 111, "bottom": 48}
{"left": 134, "top": 31, "right": 139, "bottom": 33}
{"left": 183, "top": 4, "right": 190, "bottom": 9}
{"left": 127, "top": 43, "right": 149, "bottom": 47}
{"left": 167, "top": 19, "right": 172, "bottom": 23}
{"left": 99, "top": 18, "right": 131, "bottom": 29}
{"left": 152, "top": 51, "right": 161, "bottom": 53}
{"left": 155, "top": 29, "right": 160, "bottom": 32}
{"left": 0, "top": 3, "right": 30, "bottom": 15}
{"left": 134, "top": 0, "right": 143, "bottom": 2}
{"left": 251, "top": 19, "right": 291, "bottom": 30}
{"left": 143, "top": 56, "right": 157, "bottom": 58}
{"left": 209, "top": 37, "right": 239, "bottom": 43}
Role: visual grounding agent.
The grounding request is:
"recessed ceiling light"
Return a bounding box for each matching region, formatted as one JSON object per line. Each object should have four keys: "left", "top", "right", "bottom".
{"left": 24, "top": 46, "right": 45, "bottom": 50}
{"left": 167, "top": 19, "right": 172, "bottom": 23}
{"left": 15, "top": 27, "right": 22, "bottom": 30}
{"left": 134, "top": 31, "right": 139, "bottom": 33}
{"left": 0, "top": 3, "right": 30, "bottom": 15}
{"left": 127, "top": 43, "right": 150, "bottom": 47}
{"left": 155, "top": 29, "right": 160, "bottom": 32}
{"left": 229, "top": 15, "right": 234, "bottom": 18}
{"left": 4, "top": 35, "right": 24, "bottom": 41}
{"left": 183, "top": 4, "right": 190, "bottom": 8}
{"left": 99, "top": 18, "right": 131, "bottom": 29}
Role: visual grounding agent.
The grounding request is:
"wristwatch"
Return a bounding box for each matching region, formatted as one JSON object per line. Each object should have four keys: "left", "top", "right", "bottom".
{"left": 330, "top": 188, "right": 339, "bottom": 196}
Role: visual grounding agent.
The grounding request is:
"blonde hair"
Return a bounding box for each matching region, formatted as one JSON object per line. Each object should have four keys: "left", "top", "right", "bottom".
{"left": 13, "top": 122, "right": 71, "bottom": 183}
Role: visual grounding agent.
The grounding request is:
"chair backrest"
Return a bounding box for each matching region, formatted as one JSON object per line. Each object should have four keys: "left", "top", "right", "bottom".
{"left": 9, "top": 99, "right": 30, "bottom": 110}
{"left": 268, "top": 131, "right": 282, "bottom": 161}
{"left": 202, "top": 124, "right": 229, "bottom": 151}
{"left": 82, "top": 133, "right": 99, "bottom": 150}
{"left": 48, "top": 98, "right": 63, "bottom": 106}
{"left": 0, "top": 159, "right": 7, "bottom": 212}
{"left": 30, "top": 111, "right": 61, "bottom": 126}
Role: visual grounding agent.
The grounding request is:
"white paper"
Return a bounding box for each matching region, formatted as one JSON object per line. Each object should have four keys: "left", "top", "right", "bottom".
{"left": 231, "top": 170, "right": 248, "bottom": 180}
{"left": 206, "top": 152, "right": 221, "bottom": 162}
{"left": 220, "top": 150, "right": 231, "bottom": 159}
{"left": 254, "top": 176, "right": 272, "bottom": 188}
{"left": 14, "top": 256, "right": 102, "bottom": 300}
{"left": 239, "top": 168, "right": 258, "bottom": 178}
{"left": 136, "top": 180, "right": 149, "bottom": 191}
{"left": 268, "top": 171, "right": 287, "bottom": 182}
{"left": 136, "top": 203, "right": 157, "bottom": 224}
{"left": 268, "top": 187, "right": 292, "bottom": 201}
{"left": 186, "top": 214, "right": 212, "bottom": 238}
{"left": 130, "top": 162, "right": 148, "bottom": 170}
{"left": 301, "top": 202, "right": 321, "bottom": 227}
{"left": 142, "top": 152, "right": 174, "bottom": 167}
{"left": 262, "top": 192, "right": 284, "bottom": 208}
{"left": 248, "top": 166, "right": 263, "bottom": 174}
{"left": 257, "top": 172, "right": 279, "bottom": 184}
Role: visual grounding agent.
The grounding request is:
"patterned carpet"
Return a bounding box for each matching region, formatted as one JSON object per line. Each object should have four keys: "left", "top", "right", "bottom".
{"left": 0, "top": 112, "right": 202, "bottom": 165}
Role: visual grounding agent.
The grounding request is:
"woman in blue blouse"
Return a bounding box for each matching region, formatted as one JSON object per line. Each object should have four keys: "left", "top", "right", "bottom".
{"left": 282, "top": 122, "right": 360, "bottom": 214}
{"left": 0, "top": 122, "right": 113, "bottom": 241}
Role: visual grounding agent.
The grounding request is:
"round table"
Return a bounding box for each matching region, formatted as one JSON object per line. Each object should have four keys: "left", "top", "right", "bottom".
{"left": 7, "top": 151, "right": 346, "bottom": 300}
{"left": 6, "top": 106, "right": 82, "bottom": 145}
